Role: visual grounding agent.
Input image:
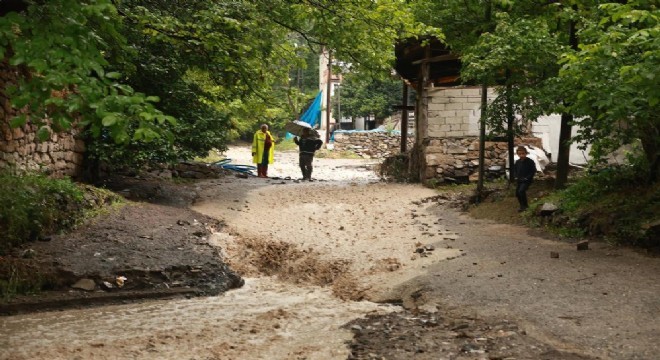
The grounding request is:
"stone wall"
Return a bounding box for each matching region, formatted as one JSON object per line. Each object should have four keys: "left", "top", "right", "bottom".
{"left": 0, "top": 61, "right": 84, "bottom": 178}
{"left": 424, "top": 137, "right": 543, "bottom": 183}
{"left": 423, "top": 86, "right": 542, "bottom": 183}
{"left": 332, "top": 130, "right": 415, "bottom": 159}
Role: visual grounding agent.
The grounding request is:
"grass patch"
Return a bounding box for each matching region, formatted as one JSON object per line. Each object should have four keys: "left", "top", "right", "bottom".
{"left": 316, "top": 148, "right": 361, "bottom": 159}
{"left": 448, "top": 166, "right": 659, "bottom": 248}
{"left": 545, "top": 167, "right": 659, "bottom": 246}
{"left": 194, "top": 149, "right": 226, "bottom": 164}
{"left": 0, "top": 171, "right": 122, "bottom": 254}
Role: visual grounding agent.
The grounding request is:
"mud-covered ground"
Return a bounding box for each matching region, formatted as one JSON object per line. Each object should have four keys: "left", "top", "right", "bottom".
{"left": 1, "top": 145, "right": 659, "bottom": 360}
{"left": 0, "top": 179, "right": 244, "bottom": 315}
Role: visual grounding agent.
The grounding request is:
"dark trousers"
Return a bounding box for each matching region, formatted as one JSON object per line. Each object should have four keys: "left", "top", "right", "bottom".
{"left": 299, "top": 153, "right": 314, "bottom": 179}
{"left": 257, "top": 150, "right": 269, "bottom": 177}
{"left": 515, "top": 181, "right": 531, "bottom": 209}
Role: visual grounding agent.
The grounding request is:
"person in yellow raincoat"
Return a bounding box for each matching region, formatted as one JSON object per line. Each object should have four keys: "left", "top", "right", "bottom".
{"left": 252, "top": 124, "right": 275, "bottom": 177}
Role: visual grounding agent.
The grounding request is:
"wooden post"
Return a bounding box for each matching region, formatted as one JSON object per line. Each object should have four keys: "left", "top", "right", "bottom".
{"left": 401, "top": 81, "right": 409, "bottom": 153}
{"left": 325, "top": 50, "right": 333, "bottom": 145}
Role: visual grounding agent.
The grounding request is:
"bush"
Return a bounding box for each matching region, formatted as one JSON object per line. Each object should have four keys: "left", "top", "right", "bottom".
{"left": 553, "top": 165, "right": 659, "bottom": 246}
{"left": 0, "top": 171, "right": 118, "bottom": 253}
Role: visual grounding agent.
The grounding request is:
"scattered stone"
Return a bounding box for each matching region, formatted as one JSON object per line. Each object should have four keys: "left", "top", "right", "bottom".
{"left": 577, "top": 241, "right": 589, "bottom": 251}
{"left": 100, "top": 281, "right": 114, "bottom": 291}
{"left": 21, "top": 249, "right": 36, "bottom": 259}
{"left": 539, "top": 202, "right": 559, "bottom": 216}
{"left": 71, "top": 278, "right": 96, "bottom": 291}
{"left": 424, "top": 245, "right": 435, "bottom": 251}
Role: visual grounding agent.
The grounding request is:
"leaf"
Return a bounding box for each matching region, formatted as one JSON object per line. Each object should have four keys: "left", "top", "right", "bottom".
{"left": 105, "top": 72, "right": 121, "bottom": 79}
{"left": 37, "top": 126, "right": 51, "bottom": 141}
{"left": 9, "top": 115, "right": 27, "bottom": 128}
{"left": 102, "top": 114, "right": 118, "bottom": 126}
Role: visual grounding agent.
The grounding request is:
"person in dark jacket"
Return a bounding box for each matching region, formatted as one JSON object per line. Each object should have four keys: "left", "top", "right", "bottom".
{"left": 294, "top": 128, "right": 323, "bottom": 181}
{"left": 513, "top": 146, "right": 537, "bottom": 212}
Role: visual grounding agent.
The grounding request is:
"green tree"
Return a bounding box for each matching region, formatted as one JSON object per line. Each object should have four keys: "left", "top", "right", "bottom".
{"left": 0, "top": 0, "right": 175, "bottom": 145}
{"left": 334, "top": 73, "right": 402, "bottom": 125}
{"left": 2, "top": 0, "right": 428, "bottom": 172}
{"left": 559, "top": 1, "right": 659, "bottom": 183}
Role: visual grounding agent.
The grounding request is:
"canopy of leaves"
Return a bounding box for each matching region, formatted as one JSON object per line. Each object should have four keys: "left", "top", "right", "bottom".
{"left": 558, "top": 1, "right": 659, "bottom": 180}
{"left": 0, "top": 0, "right": 175, "bottom": 145}
{"left": 334, "top": 73, "right": 402, "bottom": 122}
{"left": 410, "top": 0, "right": 658, "bottom": 181}
{"left": 1, "top": 0, "right": 428, "bottom": 170}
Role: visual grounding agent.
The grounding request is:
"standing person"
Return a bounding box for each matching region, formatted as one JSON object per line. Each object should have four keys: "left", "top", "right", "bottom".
{"left": 513, "top": 146, "right": 537, "bottom": 212}
{"left": 252, "top": 124, "right": 275, "bottom": 178}
{"left": 294, "top": 128, "right": 323, "bottom": 181}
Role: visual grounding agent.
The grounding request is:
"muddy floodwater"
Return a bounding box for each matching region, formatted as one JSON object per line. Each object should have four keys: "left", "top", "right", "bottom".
{"left": 1, "top": 278, "right": 395, "bottom": 360}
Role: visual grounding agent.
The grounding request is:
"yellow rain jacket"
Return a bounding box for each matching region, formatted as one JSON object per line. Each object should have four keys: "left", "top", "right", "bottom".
{"left": 252, "top": 130, "right": 275, "bottom": 164}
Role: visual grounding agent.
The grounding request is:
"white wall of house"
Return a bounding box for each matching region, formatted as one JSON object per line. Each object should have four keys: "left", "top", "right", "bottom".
{"left": 427, "top": 86, "right": 591, "bottom": 165}
{"left": 532, "top": 115, "right": 590, "bottom": 165}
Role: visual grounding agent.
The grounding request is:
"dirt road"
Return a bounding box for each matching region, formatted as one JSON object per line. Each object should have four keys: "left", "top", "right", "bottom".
{"left": 1, "top": 146, "right": 658, "bottom": 359}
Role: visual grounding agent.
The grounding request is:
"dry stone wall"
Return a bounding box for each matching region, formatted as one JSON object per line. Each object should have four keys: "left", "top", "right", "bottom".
{"left": 332, "top": 130, "right": 415, "bottom": 159}
{"left": 0, "top": 61, "right": 84, "bottom": 178}
{"left": 424, "top": 137, "right": 543, "bottom": 183}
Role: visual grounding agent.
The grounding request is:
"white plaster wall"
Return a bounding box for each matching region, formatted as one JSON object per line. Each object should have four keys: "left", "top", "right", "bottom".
{"left": 532, "top": 115, "right": 591, "bottom": 165}
{"left": 426, "top": 86, "right": 592, "bottom": 165}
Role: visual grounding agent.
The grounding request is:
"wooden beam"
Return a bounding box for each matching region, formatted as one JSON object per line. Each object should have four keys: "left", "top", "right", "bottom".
{"left": 411, "top": 54, "right": 459, "bottom": 65}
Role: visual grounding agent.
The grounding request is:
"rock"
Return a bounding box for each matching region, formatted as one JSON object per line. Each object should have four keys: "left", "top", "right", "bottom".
{"left": 539, "top": 202, "right": 559, "bottom": 216}
{"left": 550, "top": 251, "right": 559, "bottom": 258}
{"left": 71, "top": 278, "right": 96, "bottom": 291}
{"left": 100, "top": 281, "right": 114, "bottom": 291}
{"left": 21, "top": 249, "right": 36, "bottom": 258}
{"left": 577, "top": 241, "right": 589, "bottom": 251}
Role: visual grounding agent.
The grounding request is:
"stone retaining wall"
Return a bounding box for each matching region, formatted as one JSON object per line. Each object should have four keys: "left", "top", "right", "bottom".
{"left": 424, "top": 137, "right": 543, "bottom": 183}
{"left": 330, "top": 129, "right": 542, "bottom": 184}
{"left": 332, "top": 130, "right": 415, "bottom": 159}
{"left": 0, "top": 61, "right": 84, "bottom": 178}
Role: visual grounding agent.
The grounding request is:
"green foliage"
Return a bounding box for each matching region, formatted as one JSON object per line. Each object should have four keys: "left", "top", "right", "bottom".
{"left": 0, "top": 0, "right": 174, "bottom": 145}
{"left": 334, "top": 73, "right": 402, "bottom": 122}
{"left": 0, "top": 171, "right": 120, "bottom": 253}
{"left": 558, "top": 1, "right": 660, "bottom": 181}
{"left": 275, "top": 139, "right": 299, "bottom": 152}
{"left": 550, "top": 165, "right": 659, "bottom": 245}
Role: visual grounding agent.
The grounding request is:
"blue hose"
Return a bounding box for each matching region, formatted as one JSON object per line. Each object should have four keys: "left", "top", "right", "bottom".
{"left": 212, "top": 159, "right": 257, "bottom": 176}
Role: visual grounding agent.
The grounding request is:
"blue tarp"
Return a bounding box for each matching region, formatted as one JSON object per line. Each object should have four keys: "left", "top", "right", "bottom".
{"left": 286, "top": 91, "right": 323, "bottom": 139}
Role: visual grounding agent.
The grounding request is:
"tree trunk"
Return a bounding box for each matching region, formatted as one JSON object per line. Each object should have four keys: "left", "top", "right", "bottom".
{"left": 555, "top": 112, "right": 572, "bottom": 189}
{"left": 640, "top": 121, "right": 659, "bottom": 183}
{"left": 555, "top": 13, "right": 579, "bottom": 189}
{"left": 506, "top": 69, "right": 515, "bottom": 183}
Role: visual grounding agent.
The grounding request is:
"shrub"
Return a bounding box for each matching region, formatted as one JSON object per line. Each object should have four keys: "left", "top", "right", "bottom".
{"left": 0, "top": 171, "right": 119, "bottom": 253}
{"left": 553, "top": 165, "right": 659, "bottom": 246}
